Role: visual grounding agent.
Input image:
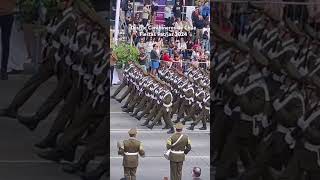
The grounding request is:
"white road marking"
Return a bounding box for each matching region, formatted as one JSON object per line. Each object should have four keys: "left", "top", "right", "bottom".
{"left": 110, "top": 156, "right": 210, "bottom": 159}
{"left": 0, "top": 156, "right": 210, "bottom": 163}
{"left": 110, "top": 129, "right": 210, "bottom": 134}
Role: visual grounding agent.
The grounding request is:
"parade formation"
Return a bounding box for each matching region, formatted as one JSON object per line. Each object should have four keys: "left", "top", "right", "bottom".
{"left": 212, "top": 2, "right": 320, "bottom": 180}
{"left": 0, "top": 1, "right": 109, "bottom": 180}
{"left": 111, "top": 62, "right": 210, "bottom": 134}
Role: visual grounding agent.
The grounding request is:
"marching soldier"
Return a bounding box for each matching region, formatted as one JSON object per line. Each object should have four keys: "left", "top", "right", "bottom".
{"left": 166, "top": 122, "right": 192, "bottom": 180}
{"left": 118, "top": 128, "right": 145, "bottom": 180}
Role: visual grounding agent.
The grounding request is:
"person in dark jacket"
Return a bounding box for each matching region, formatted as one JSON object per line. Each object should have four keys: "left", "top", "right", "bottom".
{"left": 0, "top": 0, "right": 16, "bottom": 80}
{"left": 173, "top": 1, "right": 183, "bottom": 20}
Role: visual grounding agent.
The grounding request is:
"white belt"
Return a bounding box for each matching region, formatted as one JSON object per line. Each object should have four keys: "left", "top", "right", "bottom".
{"left": 224, "top": 104, "right": 232, "bottom": 116}
{"left": 240, "top": 113, "right": 253, "bottom": 122}
{"left": 124, "top": 152, "right": 139, "bottom": 156}
{"left": 241, "top": 112, "right": 268, "bottom": 136}
{"left": 171, "top": 150, "right": 184, "bottom": 154}
{"left": 277, "top": 124, "right": 296, "bottom": 149}
{"left": 304, "top": 142, "right": 320, "bottom": 167}
{"left": 197, "top": 101, "right": 203, "bottom": 109}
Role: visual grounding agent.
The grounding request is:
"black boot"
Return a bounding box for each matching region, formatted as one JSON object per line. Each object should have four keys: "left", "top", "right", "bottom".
{"left": 146, "top": 123, "right": 154, "bottom": 129}
{"left": 162, "top": 125, "right": 170, "bottom": 129}
{"left": 141, "top": 120, "right": 149, "bottom": 126}
{"left": 135, "top": 115, "right": 142, "bottom": 121}
{"left": 18, "top": 115, "right": 40, "bottom": 131}
{"left": 126, "top": 107, "right": 134, "bottom": 113}
{"left": 199, "top": 123, "right": 207, "bottom": 130}
{"left": 121, "top": 104, "right": 128, "bottom": 109}
{"left": 187, "top": 123, "right": 195, "bottom": 130}
{"left": 34, "top": 132, "right": 58, "bottom": 149}
{"left": 62, "top": 153, "right": 91, "bottom": 174}
{"left": 116, "top": 98, "right": 123, "bottom": 103}
{"left": 0, "top": 108, "right": 17, "bottom": 118}
{"left": 36, "top": 149, "right": 64, "bottom": 162}
{"left": 130, "top": 112, "right": 137, "bottom": 117}
{"left": 36, "top": 148, "right": 75, "bottom": 162}
{"left": 80, "top": 163, "right": 106, "bottom": 180}
{"left": 156, "top": 121, "right": 162, "bottom": 126}
{"left": 0, "top": 71, "right": 8, "bottom": 80}
{"left": 122, "top": 108, "right": 129, "bottom": 112}
{"left": 167, "top": 127, "right": 175, "bottom": 134}
{"left": 181, "top": 119, "right": 187, "bottom": 125}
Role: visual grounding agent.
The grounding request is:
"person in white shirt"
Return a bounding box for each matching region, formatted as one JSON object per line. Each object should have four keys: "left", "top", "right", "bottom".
{"left": 174, "top": 18, "right": 184, "bottom": 32}
{"left": 179, "top": 38, "right": 187, "bottom": 58}
{"left": 142, "top": 4, "right": 151, "bottom": 26}
{"left": 164, "top": 5, "right": 172, "bottom": 27}
{"left": 137, "top": 38, "right": 146, "bottom": 50}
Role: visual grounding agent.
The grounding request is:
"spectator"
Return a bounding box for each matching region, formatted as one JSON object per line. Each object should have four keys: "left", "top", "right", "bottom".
{"left": 151, "top": 0, "right": 158, "bottom": 24}
{"left": 150, "top": 44, "right": 160, "bottom": 75}
{"left": 173, "top": 1, "right": 183, "bottom": 20}
{"left": 194, "top": 15, "right": 205, "bottom": 39}
{"left": 202, "top": 2, "right": 210, "bottom": 19}
{"left": 168, "top": 37, "right": 175, "bottom": 56}
{"left": 192, "top": 7, "right": 200, "bottom": 25}
{"left": 198, "top": 49, "right": 206, "bottom": 69}
{"left": 137, "top": 38, "right": 146, "bottom": 49}
{"left": 0, "top": 0, "right": 16, "bottom": 80}
{"left": 174, "top": 18, "right": 184, "bottom": 31}
{"left": 162, "top": 50, "right": 171, "bottom": 62}
{"left": 178, "top": 37, "right": 188, "bottom": 58}
{"left": 202, "top": 30, "right": 209, "bottom": 52}
{"left": 142, "top": 4, "right": 151, "bottom": 26}
{"left": 138, "top": 47, "right": 148, "bottom": 71}
{"left": 145, "top": 38, "right": 153, "bottom": 70}
{"left": 121, "top": 0, "right": 129, "bottom": 17}
{"left": 164, "top": 5, "right": 172, "bottom": 27}
{"left": 191, "top": 47, "right": 200, "bottom": 61}
{"left": 134, "top": 13, "right": 142, "bottom": 26}
{"left": 192, "top": 38, "right": 202, "bottom": 50}
{"left": 307, "top": 0, "right": 320, "bottom": 31}
{"left": 110, "top": 48, "right": 118, "bottom": 86}
{"left": 183, "top": 17, "right": 193, "bottom": 32}
{"left": 161, "top": 50, "right": 171, "bottom": 68}
{"left": 173, "top": 51, "right": 182, "bottom": 70}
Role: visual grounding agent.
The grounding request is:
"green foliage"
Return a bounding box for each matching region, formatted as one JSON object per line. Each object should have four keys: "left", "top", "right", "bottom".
{"left": 18, "top": 0, "right": 39, "bottom": 23}
{"left": 18, "top": 0, "right": 94, "bottom": 24}
{"left": 112, "top": 43, "right": 139, "bottom": 69}
{"left": 42, "top": 0, "right": 60, "bottom": 19}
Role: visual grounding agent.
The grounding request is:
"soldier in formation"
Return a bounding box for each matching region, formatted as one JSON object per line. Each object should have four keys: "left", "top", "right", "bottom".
{"left": 111, "top": 61, "right": 210, "bottom": 134}
{"left": 212, "top": 3, "right": 320, "bottom": 180}
{"left": 0, "top": 1, "right": 109, "bottom": 180}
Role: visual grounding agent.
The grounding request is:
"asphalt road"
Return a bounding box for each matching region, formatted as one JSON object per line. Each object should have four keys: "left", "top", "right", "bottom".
{"left": 110, "top": 85, "right": 211, "bottom": 180}
{"left": 0, "top": 75, "right": 211, "bottom": 180}
{"left": 0, "top": 75, "right": 105, "bottom": 180}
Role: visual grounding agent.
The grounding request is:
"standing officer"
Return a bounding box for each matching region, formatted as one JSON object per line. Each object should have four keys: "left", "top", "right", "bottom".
{"left": 166, "top": 122, "right": 192, "bottom": 180}
{"left": 118, "top": 128, "right": 145, "bottom": 180}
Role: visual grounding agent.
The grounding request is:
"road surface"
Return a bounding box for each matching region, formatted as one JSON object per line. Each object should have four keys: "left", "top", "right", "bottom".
{"left": 110, "top": 85, "right": 211, "bottom": 180}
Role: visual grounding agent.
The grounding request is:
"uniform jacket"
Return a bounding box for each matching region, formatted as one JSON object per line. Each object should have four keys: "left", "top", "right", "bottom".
{"left": 167, "top": 133, "right": 191, "bottom": 162}
{"left": 118, "top": 137, "right": 145, "bottom": 168}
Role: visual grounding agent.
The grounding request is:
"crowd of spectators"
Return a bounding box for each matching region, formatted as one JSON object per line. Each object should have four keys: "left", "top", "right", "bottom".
{"left": 119, "top": 0, "right": 211, "bottom": 75}
{"left": 213, "top": 0, "right": 320, "bottom": 39}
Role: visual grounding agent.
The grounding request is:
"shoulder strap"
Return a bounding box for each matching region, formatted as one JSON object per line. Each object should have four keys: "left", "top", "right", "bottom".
{"left": 172, "top": 134, "right": 184, "bottom": 147}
